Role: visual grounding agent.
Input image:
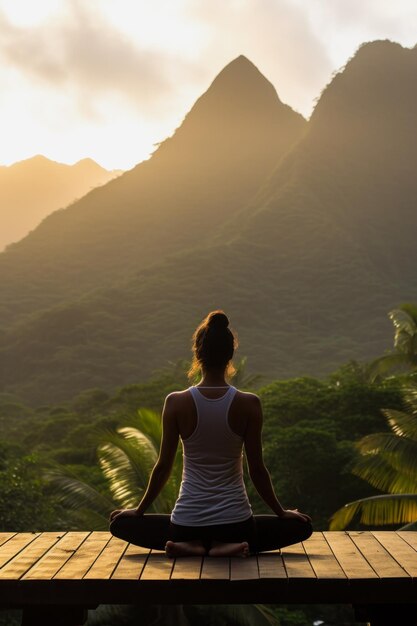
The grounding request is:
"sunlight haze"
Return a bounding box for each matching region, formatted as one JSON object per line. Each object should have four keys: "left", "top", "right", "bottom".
{"left": 0, "top": 0, "right": 415, "bottom": 169}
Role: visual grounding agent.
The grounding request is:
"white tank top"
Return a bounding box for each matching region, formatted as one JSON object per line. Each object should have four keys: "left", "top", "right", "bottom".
{"left": 170, "top": 385, "right": 253, "bottom": 526}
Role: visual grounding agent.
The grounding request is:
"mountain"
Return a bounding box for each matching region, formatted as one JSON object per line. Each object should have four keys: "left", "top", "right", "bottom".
{"left": 1, "top": 42, "right": 417, "bottom": 404}
{"left": 0, "top": 56, "right": 306, "bottom": 326}
{"left": 0, "top": 156, "right": 122, "bottom": 251}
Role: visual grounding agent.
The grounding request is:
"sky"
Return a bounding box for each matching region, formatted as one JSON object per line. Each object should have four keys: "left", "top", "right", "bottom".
{"left": 0, "top": 0, "right": 416, "bottom": 170}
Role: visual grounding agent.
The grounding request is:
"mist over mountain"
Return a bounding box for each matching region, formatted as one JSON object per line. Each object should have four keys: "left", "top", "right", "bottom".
{"left": 1, "top": 42, "right": 416, "bottom": 403}
{"left": 0, "top": 156, "right": 121, "bottom": 251}
{"left": 0, "top": 56, "right": 305, "bottom": 326}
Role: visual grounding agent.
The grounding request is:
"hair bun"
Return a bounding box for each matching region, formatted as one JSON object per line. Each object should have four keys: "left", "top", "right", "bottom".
{"left": 207, "top": 310, "right": 229, "bottom": 329}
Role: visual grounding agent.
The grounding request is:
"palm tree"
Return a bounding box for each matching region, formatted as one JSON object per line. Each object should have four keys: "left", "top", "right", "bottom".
{"left": 369, "top": 303, "right": 417, "bottom": 381}
{"left": 330, "top": 386, "right": 417, "bottom": 530}
{"left": 47, "top": 408, "right": 181, "bottom": 527}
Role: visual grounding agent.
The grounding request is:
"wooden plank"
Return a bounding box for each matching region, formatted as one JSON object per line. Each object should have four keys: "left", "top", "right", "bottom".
{"left": 348, "top": 531, "right": 410, "bottom": 579}
{"left": 303, "top": 533, "right": 346, "bottom": 579}
{"left": 372, "top": 532, "right": 417, "bottom": 577}
{"left": 200, "top": 556, "right": 230, "bottom": 580}
{"left": 140, "top": 550, "right": 173, "bottom": 580}
{"left": 397, "top": 531, "right": 417, "bottom": 552}
{"left": 324, "top": 532, "right": 377, "bottom": 579}
{"left": 0, "top": 533, "right": 41, "bottom": 570}
{"left": 171, "top": 556, "right": 203, "bottom": 580}
{"left": 257, "top": 551, "right": 287, "bottom": 579}
{"left": 230, "top": 556, "right": 259, "bottom": 581}
{"left": 111, "top": 544, "right": 149, "bottom": 580}
{"left": 0, "top": 533, "right": 15, "bottom": 548}
{"left": 23, "top": 532, "right": 89, "bottom": 580}
{"left": 0, "top": 532, "right": 64, "bottom": 579}
{"left": 84, "top": 536, "right": 128, "bottom": 579}
{"left": 54, "top": 532, "right": 110, "bottom": 579}
{"left": 281, "top": 543, "right": 316, "bottom": 579}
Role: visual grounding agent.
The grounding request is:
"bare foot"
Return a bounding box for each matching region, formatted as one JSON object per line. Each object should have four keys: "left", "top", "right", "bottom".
{"left": 208, "top": 541, "right": 250, "bottom": 558}
{"left": 165, "top": 540, "right": 206, "bottom": 558}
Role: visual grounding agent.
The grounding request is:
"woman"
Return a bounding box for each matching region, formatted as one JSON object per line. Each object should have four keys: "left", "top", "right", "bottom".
{"left": 110, "top": 310, "right": 312, "bottom": 557}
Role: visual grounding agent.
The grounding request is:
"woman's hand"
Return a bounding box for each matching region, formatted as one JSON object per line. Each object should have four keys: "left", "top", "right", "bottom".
{"left": 109, "top": 508, "right": 143, "bottom": 522}
{"left": 279, "top": 509, "right": 312, "bottom": 523}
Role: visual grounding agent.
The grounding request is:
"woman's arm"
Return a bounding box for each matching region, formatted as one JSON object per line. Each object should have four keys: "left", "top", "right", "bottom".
{"left": 110, "top": 394, "right": 179, "bottom": 520}
{"left": 244, "top": 394, "right": 311, "bottom": 522}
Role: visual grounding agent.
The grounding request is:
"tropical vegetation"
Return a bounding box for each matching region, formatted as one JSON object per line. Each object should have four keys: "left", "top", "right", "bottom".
{"left": 330, "top": 384, "right": 417, "bottom": 530}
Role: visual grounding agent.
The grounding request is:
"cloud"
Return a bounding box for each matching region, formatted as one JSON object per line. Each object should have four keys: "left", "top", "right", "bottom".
{"left": 301, "top": 0, "right": 417, "bottom": 56}
{"left": 0, "top": 0, "right": 197, "bottom": 116}
{"left": 311, "top": 0, "right": 417, "bottom": 32}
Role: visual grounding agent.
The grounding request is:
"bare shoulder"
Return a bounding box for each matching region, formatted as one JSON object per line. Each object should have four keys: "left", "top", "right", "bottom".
{"left": 233, "top": 390, "right": 262, "bottom": 422}
{"left": 164, "top": 389, "right": 193, "bottom": 409}
{"left": 235, "top": 390, "right": 261, "bottom": 405}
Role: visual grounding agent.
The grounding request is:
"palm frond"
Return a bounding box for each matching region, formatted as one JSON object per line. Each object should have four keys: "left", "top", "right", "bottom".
{"left": 45, "top": 468, "right": 115, "bottom": 519}
{"left": 98, "top": 440, "right": 148, "bottom": 508}
{"left": 389, "top": 307, "right": 415, "bottom": 346}
{"left": 402, "top": 387, "right": 417, "bottom": 417}
{"left": 368, "top": 353, "right": 410, "bottom": 379}
{"left": 134, "top": 408, "right": 163, "bottom": 450}
{"left": 383, "top": 408, "right": 417, "bottom": 442}
{"left": 330, "top": 494, "right": 417, "bottom": 530}
{"left": 399, "top": 520, "right": 417, "bottom": 530}
{"left": 98, "top": 424, "right": 179, "bottom": 513}
{"left": 357, "top": 432, "right": 417, "bottom": 478}
{"left": 396, "top": 303, "right": 417, "bottom": 326}
{"left": 352, "top": 454, "right": 402, "bottom": 493}
{"left": 97, "top": 427, "right": 159, "bottom": 508}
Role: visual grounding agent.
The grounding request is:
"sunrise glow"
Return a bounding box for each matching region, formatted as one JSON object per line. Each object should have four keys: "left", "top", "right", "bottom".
{"left": 0, "top": 0, "right": 416, "bottom": 169}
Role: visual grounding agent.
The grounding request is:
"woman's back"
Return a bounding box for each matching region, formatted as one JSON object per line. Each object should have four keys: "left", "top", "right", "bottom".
{"left": 171, "top": 386, "right": 257, "bottom": 439}
{"left": 170, "top": 385, "right": 253, "bottom": 526}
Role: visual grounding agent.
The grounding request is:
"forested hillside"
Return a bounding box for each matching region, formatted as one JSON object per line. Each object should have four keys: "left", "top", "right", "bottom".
{"left": 1, "top": 41, "right": 417, "bottom": 403}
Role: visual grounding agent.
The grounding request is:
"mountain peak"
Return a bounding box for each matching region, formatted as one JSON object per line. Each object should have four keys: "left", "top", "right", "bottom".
{"left": 310, "top": 38, "right": 417, "bottom": 144}
{"left": 350, "top": 39, "right": 412, "bottom": 64}
{"left": 202, "top": 55, "right": 283, "bottom": 108}
{"left": 73, "top": 157, "right": 105, "bottom": 173}
{"left": 153, "top": 56, "right": 304, "bottom": 159}
{"left": 218, "top": 54, "right": 261, "bottom": 73}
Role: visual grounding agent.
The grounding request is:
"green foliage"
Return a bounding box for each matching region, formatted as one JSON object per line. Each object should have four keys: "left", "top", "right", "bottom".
{"left": 254, "top": 373, "right": 403, "bottom": 528}
{"left": 260, "top": 374, "right": 401, "bottom": 439}
{"left": 261, "top": 423, "right": 356, "bottom": 527}
{"left": 330, "top": 385, "right": 417, "bottom": 529}
{"left": 0, "top": 443, "right": 58, "bottom": 531}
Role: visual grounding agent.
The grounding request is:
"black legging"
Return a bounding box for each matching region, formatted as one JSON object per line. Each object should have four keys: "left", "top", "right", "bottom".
{"left": 110, "top": 514, "right": 313, "bottom": 553}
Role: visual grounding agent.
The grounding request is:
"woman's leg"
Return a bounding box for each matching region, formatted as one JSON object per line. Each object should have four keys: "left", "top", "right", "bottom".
{"left": 165, "top": 540, "right": 206, "bottom": 557}
{"left": 110, "top": 513, "right": 313, "bottom": 554}
{"left": 252, "top": 515, "right": 313, "bottom": 553}
{"left": 110, "top": 513, "right": 171, "bottom": 550}
{"left": 166, "top": 521, "right": 207, "bottom": 557}
{"left": 207, "top": 517, "right": 254, "bottom": 557}
{"left": 208, "top": 541, "right": 250, "bottom": 557}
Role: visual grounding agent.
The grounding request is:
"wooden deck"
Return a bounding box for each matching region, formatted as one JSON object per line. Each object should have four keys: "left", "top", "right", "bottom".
{"left": 0, "top": 531, "right": 416, "bottom": 623}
